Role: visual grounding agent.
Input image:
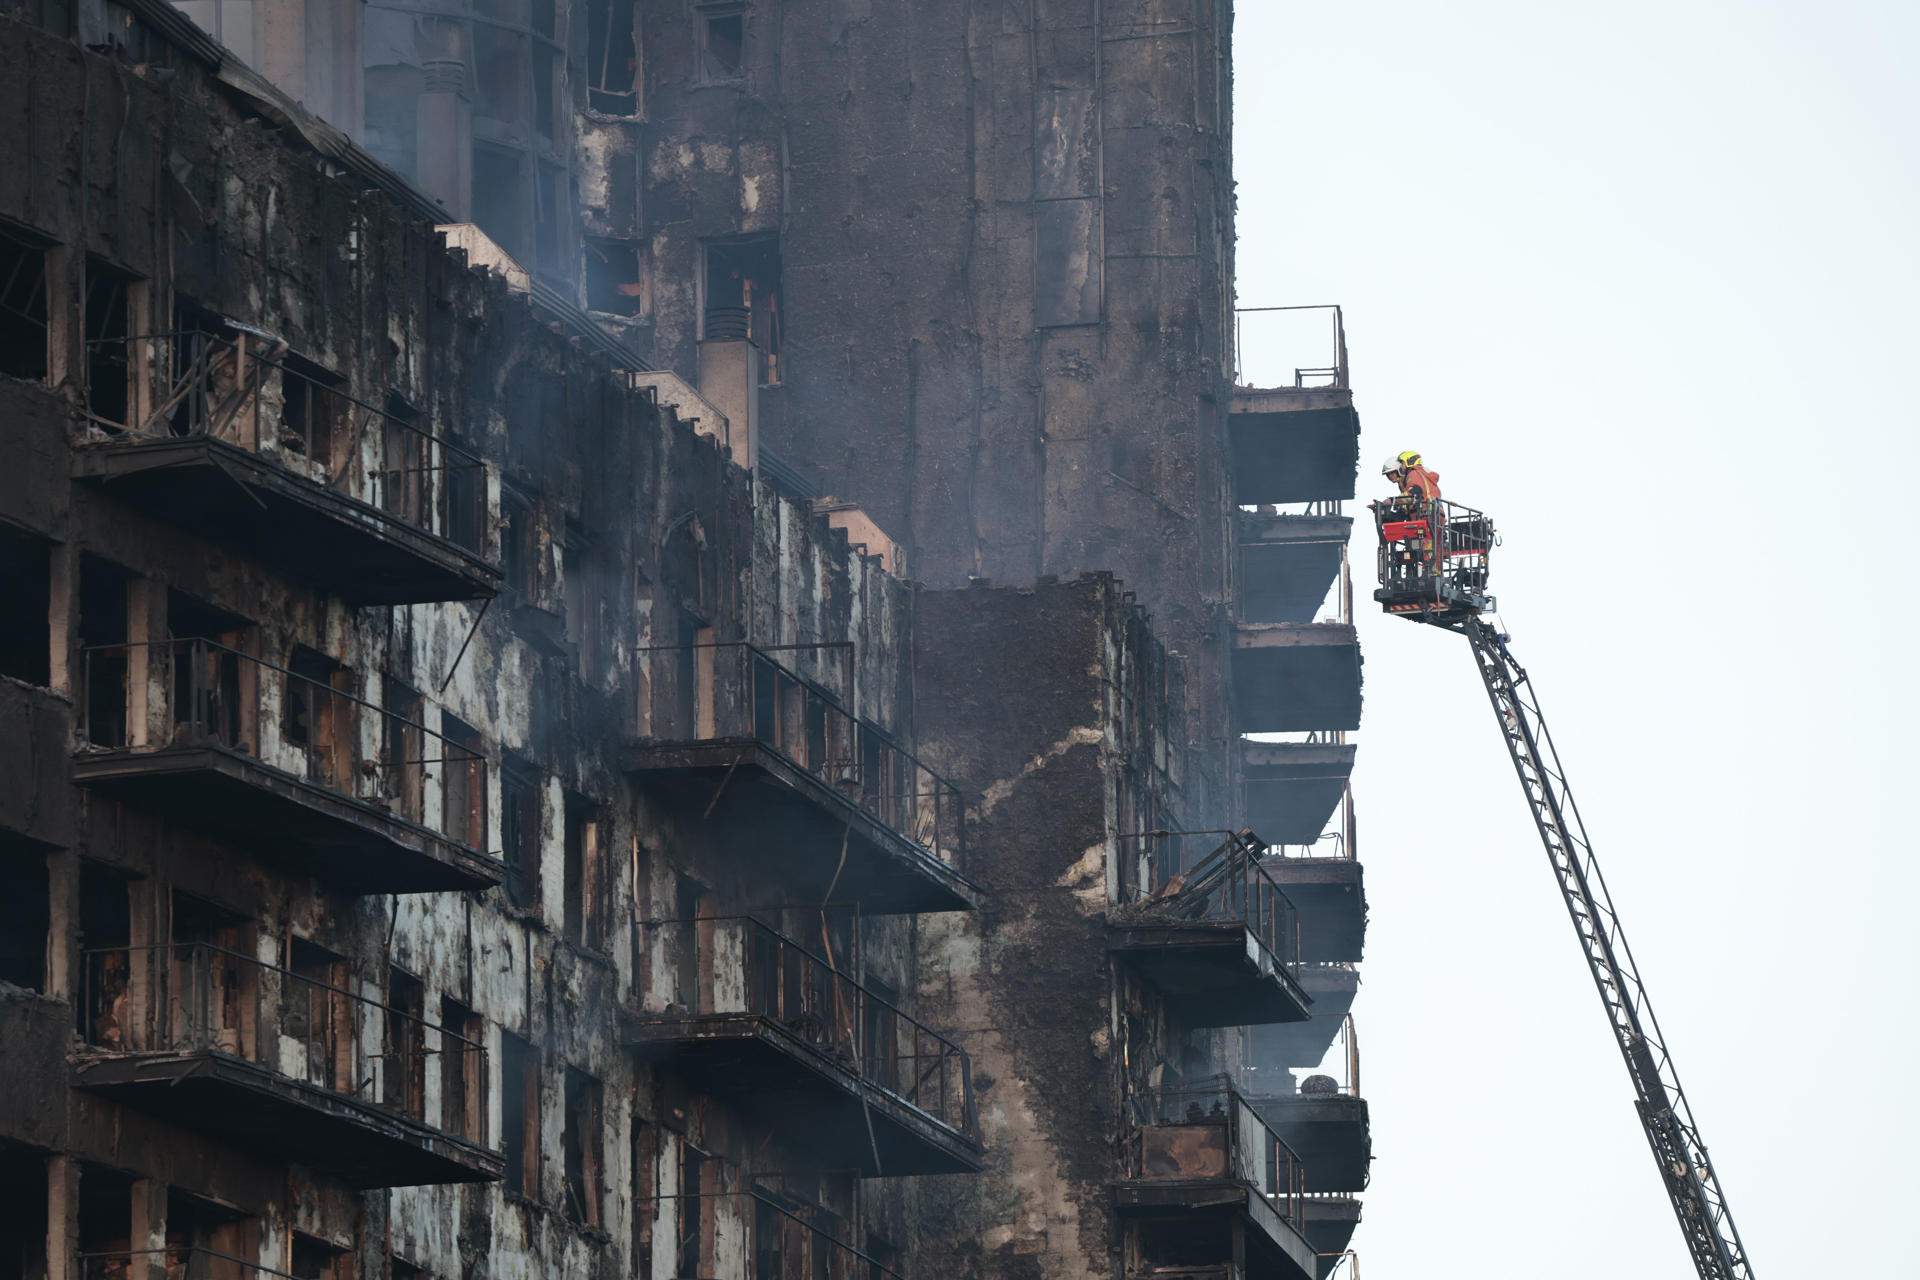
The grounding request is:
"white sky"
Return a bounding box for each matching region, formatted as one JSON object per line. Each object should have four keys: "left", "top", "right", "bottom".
{"left": 1232, "top": 2, "right": 1920, "bottom": 1274}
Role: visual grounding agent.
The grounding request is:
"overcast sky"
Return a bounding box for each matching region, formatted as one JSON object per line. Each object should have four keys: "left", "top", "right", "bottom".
{"left": 1232, "top": 2, "right": 1919, "bottom": 1274}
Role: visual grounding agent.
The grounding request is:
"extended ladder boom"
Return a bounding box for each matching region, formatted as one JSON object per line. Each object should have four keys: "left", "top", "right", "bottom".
{"left": 1463, "top": 616, "right": 1753, "bottom": 1279}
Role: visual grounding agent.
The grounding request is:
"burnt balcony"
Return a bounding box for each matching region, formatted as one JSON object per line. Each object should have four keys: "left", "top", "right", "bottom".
{"left": 72, "top": 329, "right": 499, "bottom": 605}
{"left": 1242, "top": 736, "right": 1355, "bottom": 847}
{"left": 626, "top": 643, "right": 981, "bottom": 913}
{"left": 1261, "top": 826, "right": 1366, "bottom": 966}
{"left": 1110, "top": 832, "right": 1312, "bottom": 1028}
{"left": 75, "top": 942, "right": 502, "bottom": 1187}
{"left": 1246, "top": 969, "right": 1360, "bottom": 1085}
{"left": 1248, "top": 1017, "right": 1371, "bottom": 1195}
{"left": 1233, "top": 626, "right": 1362, "bottom": 735}
{"left": 1116, "top": 1076, "right": 1317, "bottom": 1280}
{"left": 1228, "top": 306, "right": 1359, "bottom": 507}
{"left": 1238, "top": 510, "right": 1353, "bottom": 626}
{"left": 74, "top": 639, "right": 502, "bottom": 893}
{"left": 624, "top": 915, "right": 983, "bottom": 1176}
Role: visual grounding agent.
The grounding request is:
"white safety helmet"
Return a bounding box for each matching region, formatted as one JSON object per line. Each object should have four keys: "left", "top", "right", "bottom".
{"left": 1381, "top": 455, "right": 1404, "bottom": 477}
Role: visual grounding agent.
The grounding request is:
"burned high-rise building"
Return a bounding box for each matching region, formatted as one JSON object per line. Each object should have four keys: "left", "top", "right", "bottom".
{"left": 0, "top": 2, "right": 1368, "bottom": 1280}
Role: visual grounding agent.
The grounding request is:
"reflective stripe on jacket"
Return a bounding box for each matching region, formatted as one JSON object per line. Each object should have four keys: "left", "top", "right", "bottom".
{"left": 1404, "top": 465, "right": 1441, "bottom": 502}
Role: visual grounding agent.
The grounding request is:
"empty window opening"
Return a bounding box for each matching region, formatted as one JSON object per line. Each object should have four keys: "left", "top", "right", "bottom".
{"left": 381, "top": 391, "right": 428, "bottom": 525}
{"left": 500, "top": 1030, "right": 541, "bottom": 1197}
{"left": 382, "top": 676, "right": 426, "bottom": 822}
{"left": 501, "top": 757, "right": 541, "bottom": 910}
{"left": 278, "top": 353, "right": 344, "bottom": 465}
{"left": 441, "top": 428, "right": 486, "bottom": 554}
{"left": 285, "top": 646, "right": 352, "bottom": 789}
{"left": 167, "top": 892, "right": 254, "bottom": 1059}
{"left": 673, "top": 873, "right": 706, "bottom": 1008}
{"left": 290, "top": 1233, "right": 348, "bottom": 1280}
{"left": 0, "top": 1144, "right": 49, "bottom": 1280}
{"left": 702, "top": 236, "right": 782, "bottom": 384}
{"left": 586, "top": 0, "right": 636, "bottom": 113}
{"left": 562, "top": 1067, "right": 604, "bottom": 1228}
{"left": 440, "top": 995, "right": 486, "bottom": 1143}
{"left": 677, "top": 1143, "right": 711, "bottom": 1279}
{"left": 1137, "top": 1218, "right": 1228, "bottom": 1269}
{"left": 441, "top": 712, "right": 487, "bottom": 851}
{"left": 168, "top": 590, "right": 251, "bottom": 749}
{"left": 0, "top": 224, "right": 50, "bottom": 383}
{"left": 585, "top": 239, "right": 644, "bottom": 316}
{"left": 0, "top": 838, "right": 50, "bottom": 992}
{"left": 83, "top": 258, "right": 136, "bottom": 427}
{"left": 78, "top": 555, "right": 131, "bottom": 748}
{"left": 0, "top": 525, "right": 51, "bottom": 686}
{"left": 502, "top": 492, "right": 540, "bottom": 599}
{"left": 283, "top": 936, "right": 349, "bottom": 1092}
{"left": 385, "top": 966, "right": 428, "bottom": 1119}
{"left": 77, "top": 1166, "right": 133, "bottom": 1260}
{"left": 164, "top": 1190, "right": 256, "bottom": 1265}
{"left": 563, "top": 795, "right": 606, "bottom": 951}
{"left": 77, "top": 861, "right": 131, "bottom": 1046}
{"left": 697, "top": 6, "right": 744, "bottom": 81}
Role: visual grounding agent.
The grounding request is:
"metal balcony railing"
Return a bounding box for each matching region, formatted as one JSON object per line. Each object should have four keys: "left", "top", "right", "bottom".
{"left": 634, "top": 915, "right": 977, "bottom": 1141}
{"left": 1261, "top": 781, "right": 1357, "bottom": 862}
{"left": 1373, "top": 497, "right": 1496, "bottom": 611}
{"left": 1127, "top": 1075, "right": 1308, "bottom": 1230}
{"left": 79, "top": 941, "right": 487, "bottom": 1138}
{"left": 644, "top": 1189, "right": 907, "bottom": 1280}
{"left": 1318, "top": 1252, "right": 1362, "bottom": 1279}
{"left": 1232, "top": 304, "right": 1348, "bottom": 390}
{"left": 81, "top": 328, "right": 490, "bottom": 557}
{"left": 78, "top": 638, "right": 489, "bottom": 852}
{"left": 1298, "top": 1014, "right": 1362, "bottom": 1099}
{"left": 1119, "top": 831, "right": 1304, "bottom": 983}
{"left": 80, "top": 1247, "right": 302, "bottom": 1280}
{"left": 642, "top": 641, "right": 968, "bottom": 873}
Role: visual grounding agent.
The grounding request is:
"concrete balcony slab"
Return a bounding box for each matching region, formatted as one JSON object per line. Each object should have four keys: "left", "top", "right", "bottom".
{"left": 1233, "top": 625, "right": 1362, "bottom": 733}
{"left": 1229, "top": 388, "right": 1360, "bottom": 506}
{"left": 1242, "top": 740, "right": 1355, "bottom": 846}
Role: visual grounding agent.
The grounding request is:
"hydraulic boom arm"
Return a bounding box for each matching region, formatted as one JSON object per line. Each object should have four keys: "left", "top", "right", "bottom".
{"left": 1463, "top": 616, "right": 1753, "bottom": 1279}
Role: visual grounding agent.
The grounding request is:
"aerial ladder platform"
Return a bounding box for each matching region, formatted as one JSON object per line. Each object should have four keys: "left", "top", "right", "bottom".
{"left": 1373, "top": 498, "right": 1754, "bottom": 1280}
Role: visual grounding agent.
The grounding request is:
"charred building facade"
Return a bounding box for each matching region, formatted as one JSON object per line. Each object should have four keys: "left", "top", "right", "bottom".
{"left": 0, "top": 3, "right": 1370, "bottom": 1280}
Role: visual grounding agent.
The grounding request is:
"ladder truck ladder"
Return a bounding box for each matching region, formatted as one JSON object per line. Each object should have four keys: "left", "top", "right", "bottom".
{"left": 1463, "top": 615, "right": 1753, "bottom": 1280}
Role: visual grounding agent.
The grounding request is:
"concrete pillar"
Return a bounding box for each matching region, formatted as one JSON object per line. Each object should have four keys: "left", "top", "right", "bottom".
{"left": 416, "top": 58, "right": 474, "bottom": 220}
{"left": 44, "top": 1155, "right": 76, "bottom": 1280}
{"left": 124, "top": 579, "right": 166, "bottom": 748}
{"left": 695, "top": 340, "right": 759, "bottom": 471}
{"left": 128, "top": 1179, "right": 167, "bottom": 1280}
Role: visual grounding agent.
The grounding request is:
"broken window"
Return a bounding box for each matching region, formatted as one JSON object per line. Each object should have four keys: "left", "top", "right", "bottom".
{"left": 0, "top": 1144, "right": 48, "bottom": 1280}
{"left": 0, "top": 524, "right": 51, "bottom": 686}
{"left": 384, "top": 966, "right": 428, "bottom": 1119}
{"left": 78, "top": 555, "right": 131, "bottom": 748}
{"left": 562, "top": 1067, "right": 604, "bottom": 1228}
{"left": 696, "top": 3, "right": 745, "bottom": 82}
{"left": 279, "top": 353, "right": 344, "bottom": 465}
{"left": 500, "top": 1030, "right": 541, "bottom": 1197}
{"left": 76, "top": 1167, "right": 133, "bottom": 1263}
{"left": 440, "top": 995, "right": 486, "bottom": 1143}
{"left": 285, "top": 646, "right": 353, "bottom": 790}
{"left": 77, "top": 861, "right": 130, "bottom": 1046}
{"left": 585, "top": 238, "right": 645, "bottom": 317}
{"left": 501, "top": 757, "right": 541, "bottom": 910}
{"left": 0, "top": 838, "right": 49, "bottom": 992}
{"left": 563, "top": 794, "right": 607, "bottom": 951}
{"left": 83, "top": 257, "right": 137, "bottom": 428}
{"left": 702, "top": 236, "right": 783, "bottom": 384}
{"left": 586, "top": 0, "right": 637, "bottom": 113}
{"left": 441, "top": 712, "right": 487, "bottom": 851}
{"left": 0, "top": 223, "right": 50, "bottom": 383}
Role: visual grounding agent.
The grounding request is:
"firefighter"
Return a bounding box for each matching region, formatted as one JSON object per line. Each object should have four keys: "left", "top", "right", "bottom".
{"left": 1385, "top": 450, "right": 1440, "bottom": 507}
{"left": 1376, "top": 451, "right": 1441, "bottom": 586}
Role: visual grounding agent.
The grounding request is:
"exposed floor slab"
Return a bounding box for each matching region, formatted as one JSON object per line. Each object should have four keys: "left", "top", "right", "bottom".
{"left": 1262, "top": 856, "right": 1367, "bottom": 964}
{"left": 1239, "top": 513, "right": 1352, "bottom": 625}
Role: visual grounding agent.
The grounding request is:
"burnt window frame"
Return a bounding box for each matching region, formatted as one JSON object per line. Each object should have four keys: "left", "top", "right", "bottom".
{"left": 693, "top": 1, "right": 746, "bottom": 85}
{"left": 500, "top": 756, "right": 542, "bottom": 911}
{"left": 584, "top": 0, "right": 638, "bottom": 114}
{"left": 0, "top": 219, "right": 53, "bottom": 385}
{"left": 499, "top": 1028, "right": 542, "bottom": 1200}
{"left": 561, "top": 1066, "right": 605, "bottom": 1229}
{"left": 82, "top": 256, "right": 141, "bottom": 429}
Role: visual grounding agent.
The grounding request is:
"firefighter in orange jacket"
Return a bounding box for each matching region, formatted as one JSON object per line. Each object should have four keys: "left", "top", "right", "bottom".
{"left": 1377, "top": 451, "right": 1441, "bottom": 583}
